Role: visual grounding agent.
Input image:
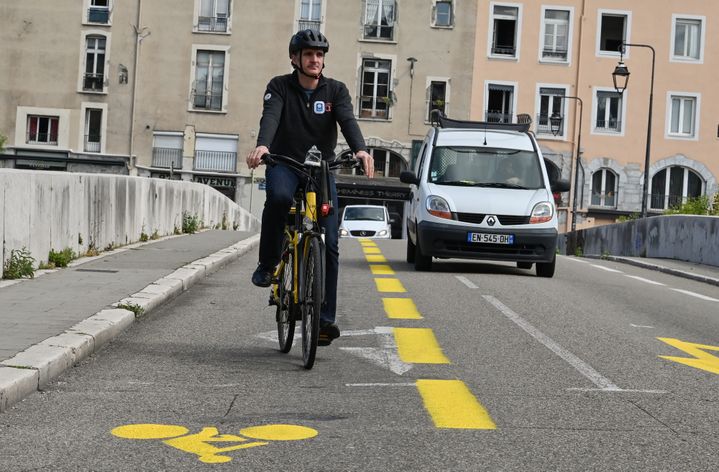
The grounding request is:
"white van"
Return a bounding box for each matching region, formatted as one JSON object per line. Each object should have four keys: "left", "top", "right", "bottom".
{"left": 400, "top": 114, "right": 570, "bottom": 277}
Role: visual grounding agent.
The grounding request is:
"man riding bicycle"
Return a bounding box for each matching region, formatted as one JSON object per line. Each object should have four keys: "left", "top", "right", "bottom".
{"left": 246, "top": 29, "right": 374, "bottom": 346}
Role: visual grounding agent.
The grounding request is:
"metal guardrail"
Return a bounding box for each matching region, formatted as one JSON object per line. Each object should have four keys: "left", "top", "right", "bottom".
{"left": 152, "top": 147, "right": 183, "bottom": 169}
{"left": 197, "top": 16, "right": 228, "bottom": 32}
{"left": 298, "top": 19, "right": 321, "bottom": 31}
{"left": 84, "top": 135, "right": 101, "bottom": 153}
{"left": 83, "top": 73, "right": 104, "bottom": 92}
{"left": 535, "top": 114, "right": 563, "bottom": 135}
{"left": 194, "top": 150, "right": 236, "bottom": 172}
{"left": 192, "top": 91, "right": 223, "bottom": 110}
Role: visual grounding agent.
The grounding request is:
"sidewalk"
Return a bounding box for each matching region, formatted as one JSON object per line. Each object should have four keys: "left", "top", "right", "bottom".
{"left": 0, "top": 230, "right": 259, "bottom": 412}
{"left": 584, "top": 254, "right": 719, "bottom": 287}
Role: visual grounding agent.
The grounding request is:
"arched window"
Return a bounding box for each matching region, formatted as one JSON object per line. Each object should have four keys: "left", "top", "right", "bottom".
{"left": 591, "top": 168, "right": 617, "bottom": 208}
{"left": 650, "top": 166, "right": 703, "bottom": 210}
{"left": 370, "top": 148, "right": 406, "bottom": 177}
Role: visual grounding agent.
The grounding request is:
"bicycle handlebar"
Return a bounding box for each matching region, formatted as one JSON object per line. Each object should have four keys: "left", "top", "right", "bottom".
{"left": 261, "top": 151, "right": 362, "bottom": 173}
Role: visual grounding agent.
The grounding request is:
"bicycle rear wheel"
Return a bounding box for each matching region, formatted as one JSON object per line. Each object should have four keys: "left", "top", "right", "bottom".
{"left": 276, "top": 236, "right": 295, "bottom": 353}
{"left": 301, "top": 236, "right": 322, "bottom": 369}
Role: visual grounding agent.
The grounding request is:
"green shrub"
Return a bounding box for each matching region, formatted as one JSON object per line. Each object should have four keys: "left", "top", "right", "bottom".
{"left": 48, "top": 247, "right": 75, "bottom": 268}
{"left": 182, "top": 211, "right": 200, "bottom": 234}
{"left": 617, "top": 212, "right": 640, "bottom": 223}
{"left": 664, "top": 195, "right": 710, "bottom": 215}
{"left": 139, "top": 231, "right": 149, "bottom": 242}
{"left": 150, "top": 229, "right": 160, "bottom": 240}
{"left": 221, "top": 212, "right": 229, "bottom": 230}
{"left": 3, "top": 247, "right": 35, "bottom": 279}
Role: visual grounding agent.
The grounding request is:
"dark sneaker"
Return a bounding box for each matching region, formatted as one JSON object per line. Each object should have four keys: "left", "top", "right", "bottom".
{"left": 318, "top": 322, "right": 340, "bottom": 346}
{"left": 251, "top": 264, "right": 273, "bottom": 288}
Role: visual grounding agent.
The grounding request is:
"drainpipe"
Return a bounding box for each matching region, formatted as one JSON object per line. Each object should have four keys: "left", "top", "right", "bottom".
{"left": 128, "top": 0, "right": 144, "bottom": 175}
{"left": 569, "top": 0, "right": 587, "bottom": 236}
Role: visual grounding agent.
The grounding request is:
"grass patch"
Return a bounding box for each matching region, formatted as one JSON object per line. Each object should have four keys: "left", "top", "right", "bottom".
{"left": 117, "top": 302, "right": 145, "bottom": 318}
{"left": 48, "top": 247, "right": 75, "bottom": 268}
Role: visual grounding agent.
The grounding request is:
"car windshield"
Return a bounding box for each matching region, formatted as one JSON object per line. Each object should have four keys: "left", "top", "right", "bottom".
{"left": 343, "top": 207, "right": 386, "bottom": 221}
{"left": 428, "top": 146, "right": 543, "bottom": 189}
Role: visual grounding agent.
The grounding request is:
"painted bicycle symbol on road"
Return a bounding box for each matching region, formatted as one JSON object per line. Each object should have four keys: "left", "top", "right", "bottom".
{"left": 111, "top": 423, "right": 318, "bottom": 464}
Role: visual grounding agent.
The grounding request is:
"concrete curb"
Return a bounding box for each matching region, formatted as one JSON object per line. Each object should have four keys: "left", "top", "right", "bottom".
{"left": 584, "top": 255, "right": 719, "bottom": 287}
{"left": 0, "top": 233, "right": 260, "bottom": 413}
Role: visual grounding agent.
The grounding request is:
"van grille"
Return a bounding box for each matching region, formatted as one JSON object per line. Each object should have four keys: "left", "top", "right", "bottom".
{"left": 455, "top": 213, "right": 530, "bottom": 226}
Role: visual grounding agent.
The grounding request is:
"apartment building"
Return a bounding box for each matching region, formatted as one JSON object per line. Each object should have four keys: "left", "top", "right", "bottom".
{"left": 471, "top": 0, "right": 718, "bottom": 228}
{"left": 0, "top": 0, "right": 478, "bottom": 230}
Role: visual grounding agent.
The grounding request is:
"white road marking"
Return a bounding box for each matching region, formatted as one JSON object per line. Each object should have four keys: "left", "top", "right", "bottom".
{"left": 340, "top": 327, "right": 413, "bottom": 375}
{"left": 483, "top": 295, "right": 621, "bottom": 391}
{"left": 345, "top": 383, "right": 416, "bottom": 387}
{"left": 567, "top": 388, "right": 668, "bottom": 394}
{"left": 591, "top": 264, "right": 623, "bottom": 273}
{"left": 624, "top": 275, "right": 665, "bottom": 286}
{"left": 456, "top": 276, "right": 478, "bottom": 289}
{"left": 670, "top": 288, "right": 719, "bottom": 302}
{"left": 630, "top": 324, "right": 655, "bottom": 329}
{"left": 564, "top": 257, "right": 590, "bottom": 264}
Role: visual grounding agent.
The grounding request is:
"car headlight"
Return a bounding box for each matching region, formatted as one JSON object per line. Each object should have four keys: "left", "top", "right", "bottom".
{"left": 530, "top": 201, "right": 554, "bottom": 224}
{"left": 339, "top": 228, "right": 349, "bottom": 236}
{"left": 426, "top": 195, "right": 453, "bottom": 220}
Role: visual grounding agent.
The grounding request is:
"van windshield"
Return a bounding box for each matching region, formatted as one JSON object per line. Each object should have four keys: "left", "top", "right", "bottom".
{"left": 428, "top": 146, "right": 543, "bottom": 189}
{"left": 343, "top": 207, "right": 386, "bottom": 221}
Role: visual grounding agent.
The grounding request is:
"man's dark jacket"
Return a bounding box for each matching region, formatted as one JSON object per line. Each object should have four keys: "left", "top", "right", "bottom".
{"left": 256, "top": 71, "right": 367, "bottom": 162}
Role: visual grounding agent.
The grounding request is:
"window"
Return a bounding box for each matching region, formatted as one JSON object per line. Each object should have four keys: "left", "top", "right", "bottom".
{"left": 591, "top": 169, "right": 617, "bottom": 207}
{"left": 541, "top": 9, "right": 570, "bottom": 61}
{"left": 26, "top": 116, "right": 59, "bottom": 145}
{"left": 299, "top": 0, "right": 322, "bottom": 30}
{"left": 672, "top": 17, "right": 703, "bottom": 61}
{"left": 364, "top": 0, "right": 395, "bottom": 41}
{"left": 84, "top": 35, "right": 106, "bottom": 92}
{"left": 486, "top": 83, "right": 514, "bottom": 123}
{"left": 360, "top": 59, "right": 391, "bottom": 119}
{"left": 594, "top": 90, "right": 622, "bottom": 133}
{"left": 84, "top": 109, "right": 102, "bottom": 152}
{"left": 490, "top": 4, "right": 519, "bottom": 57}
{"left": 598, "top": 12, "right": 628, "bottom": 54}
{"left": 427, "top": 81, "right": 448, "bottom": 121}
{"left": 650, "top": 166, "right": 703, "bottom": 210}
{"left": 537, "top": 87, "right": 565, "bottom": 135}
{"left": 192, "top": 50, "right": 225, "bottom": 111}
{"left": 668, "top": 94, "right": 698, "bottom": 138}
{"left": 433, "top": 1, "right": 453, "bottom": 27}
{"left": 194, "top": 134, "right": 238, "bottom": 172}
{"left": 152, "top": 133, "right": 184, "bottom": 169}
{"left": 88, "top": 0, "right": 110, "bottom": 24}
{"left": 198, "top": 0, "right": 230, "bottom": 33}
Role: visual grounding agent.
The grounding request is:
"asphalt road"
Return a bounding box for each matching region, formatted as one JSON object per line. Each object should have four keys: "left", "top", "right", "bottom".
{"left": 1, "top": 239, "right": 719, "bottom": 471}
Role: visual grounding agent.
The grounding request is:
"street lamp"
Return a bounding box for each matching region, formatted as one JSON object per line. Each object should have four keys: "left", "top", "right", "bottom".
{"left": 549, "top": 97, "right": 584, "bottom": 233}
{"left": 612, "top": 42, "right": 655, "bottom": 218}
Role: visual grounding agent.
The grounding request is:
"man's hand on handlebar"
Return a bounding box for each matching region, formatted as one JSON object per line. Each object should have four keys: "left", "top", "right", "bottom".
{"left": 246, "top": 145, "right": 269, "bottom": 169}
{"left": 355, "top": 150, "right": 374, "bottom": 179}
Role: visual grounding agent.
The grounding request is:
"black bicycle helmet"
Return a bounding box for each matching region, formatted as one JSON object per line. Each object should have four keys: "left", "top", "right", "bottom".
{"left": 288, "top": 29, "right": 329, "bottom": 57}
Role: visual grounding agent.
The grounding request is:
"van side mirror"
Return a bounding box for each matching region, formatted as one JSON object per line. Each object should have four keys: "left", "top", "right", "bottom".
{"left": 400, "top": 170, "right": 419, "bottom": 185}
{"left": 551, "top": 179, "right": 571, "bottom": 193}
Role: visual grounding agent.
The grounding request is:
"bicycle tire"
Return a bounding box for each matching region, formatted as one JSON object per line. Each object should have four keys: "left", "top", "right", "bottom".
{"left": 276, "top": 235, "right": 295, "bottom": 353}
{"left": 301, "top": 236, "right": 322, "bottom": 369}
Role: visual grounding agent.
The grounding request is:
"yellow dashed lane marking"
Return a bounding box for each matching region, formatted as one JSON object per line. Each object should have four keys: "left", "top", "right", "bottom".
{"left": 363, "top": 247, "right": 382, "bottom": 254}
{"left": 383, "top": 298, "right": 422, "bottom": 319}
{"left": 375, "top": 278, "right": 406, "bottom": 293}
{"left": 416, "top": 380, "right": 497, "bottom": 430}
{"left": 360, "top": 241, "right": 377, "bottom": 247}
{"left": 365, "top": 254, "right": 387, "bottom": 263}
{"left": 370, "top": 264, "right": 395, "bottom": 275}
{"left": 393, "top": 328, "right": 450, "bottom": 364}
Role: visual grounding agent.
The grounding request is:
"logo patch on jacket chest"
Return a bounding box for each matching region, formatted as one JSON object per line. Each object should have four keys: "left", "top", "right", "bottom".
{"left": 313, "top": 101, "right": 325, "bottom": 114}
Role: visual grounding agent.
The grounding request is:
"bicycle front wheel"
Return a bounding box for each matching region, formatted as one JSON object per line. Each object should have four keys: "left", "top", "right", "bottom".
{"left": 276, "top": 236, "right": 295, "bottom": 353}
{"left": 301, "top": 236, "right": 322, "bottom": 369}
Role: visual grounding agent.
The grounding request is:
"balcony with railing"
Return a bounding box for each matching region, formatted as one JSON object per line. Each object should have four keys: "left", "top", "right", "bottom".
{"left": 595, "top": 119, "right": 622, "bottom": 133}
{"left": 535, "top": 114, "right": 563, "bottom": 135}
{"left": 152, "top": 147, "right": 183, "bottom": 169}
{"left": 84, "top": 134, "right": 101, "bottom": 153}
{"left": 542, "top": 48, "right": 568, "bottom": 60}
{"left": 88, "top": 7, "right": 110, "bottom": 24}
{"left": 83, "top": 73, "right": 104, "bottom": 92}
{"left": 484, "top": 111, "right": 513, "bottom": 123}
{"left": 197, "top": 15, "right": 228, "bottom": 33}
{"left": 194, "top": 150, "right": 237, "bottom": 172}
{"left": 192, "top": 90, "right": 223, "bottom": 111}
{"left": 298, "top": 19, "right": 321, "bottom": 31}
{"left": 491, "top": 43, "right": 516, "bottom": 56}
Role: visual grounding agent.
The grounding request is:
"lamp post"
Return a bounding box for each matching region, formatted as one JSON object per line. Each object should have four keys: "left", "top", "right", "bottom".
{"left": 549, "top": 96, "right": 584, "bottom": 233}
{"left": 612, "top": 42, "right": 655, "bottom": 218}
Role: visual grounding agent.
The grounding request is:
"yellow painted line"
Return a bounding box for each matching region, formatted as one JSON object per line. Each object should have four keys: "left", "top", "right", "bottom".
{"left": 360, "top": 240, "right": 377, "bottom": 247}
{"left": 370, "top": 264, "right": 395, "bottom": 275}
{"left": 383, "top": 298, "right": 422, "bottom": 319}
{"left": 375, "top": 278, "right": 406, "bottom": 293}
{"left": 358, "top": 238, "right": 372, "bottom": 243}
{"left": 363, "top": 247, "right": 382, "bottom": 254}
{"left": 658, "top": 338, "right": 719, "bottom": 375}
{"left": 365, "top": 254, "right": 387, "bottom": 263}
{"left": 416, "top": 380, "right": 497, "bottom": 430}
{"left": 393, "top": 328, "right": 450, "bottom": 363}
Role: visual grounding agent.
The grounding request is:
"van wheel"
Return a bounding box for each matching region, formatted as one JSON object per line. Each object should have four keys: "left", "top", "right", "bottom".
{"left": 517, "top": 262, "right": 533, "bottom": 270}
{"left": 406, "top": 237, "right": 416, "bottom": 263}
{"left": 536, "top": 256, "right": 556, "bottom": 278}
{"left": 414, "top": 238, "right": 432, "bottom": 271}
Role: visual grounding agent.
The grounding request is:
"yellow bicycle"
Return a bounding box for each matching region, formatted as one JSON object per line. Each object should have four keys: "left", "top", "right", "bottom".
{"left": 263, "top": 148, "right": 358, "bottom": 369}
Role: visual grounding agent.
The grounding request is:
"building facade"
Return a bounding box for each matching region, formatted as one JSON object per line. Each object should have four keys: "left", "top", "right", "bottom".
{"left": 1, "top": 1, "right": 716, "bottom": 232}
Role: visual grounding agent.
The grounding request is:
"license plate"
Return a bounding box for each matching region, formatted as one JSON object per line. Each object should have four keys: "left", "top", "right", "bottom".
{"left": 467, "top": 232, "right": 514, "bottom": 244}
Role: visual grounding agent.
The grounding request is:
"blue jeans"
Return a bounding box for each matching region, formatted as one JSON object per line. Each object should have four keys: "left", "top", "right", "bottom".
{"left": 259, "top": 163, "right": 340, "bottom": 324}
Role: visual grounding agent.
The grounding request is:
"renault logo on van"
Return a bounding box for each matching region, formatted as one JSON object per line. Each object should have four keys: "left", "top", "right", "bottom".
{"left": 487, "top": 216, "right": 497, "bottom": 226}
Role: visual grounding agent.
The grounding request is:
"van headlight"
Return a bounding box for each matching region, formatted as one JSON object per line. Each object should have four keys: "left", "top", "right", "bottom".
{"left": 377, "top": 229, "right": 388, "bottom": 237}
{"left": 339, "top": 228, "right": 349, "bottom": 237}
{"left": 426, "top": 196, "right": 453, "bottom": 220}
{"left": 529, "top": 202, "right": 554, "bottom": 224}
